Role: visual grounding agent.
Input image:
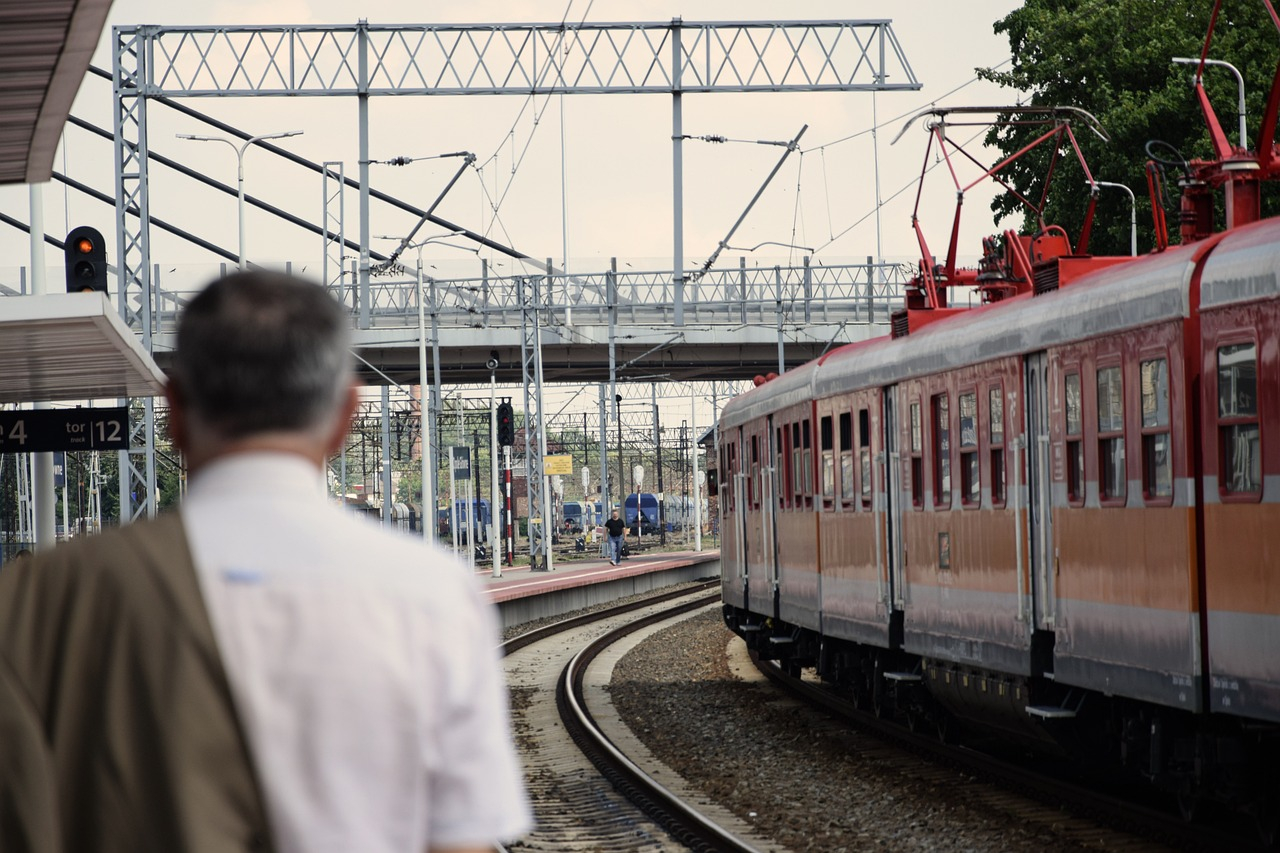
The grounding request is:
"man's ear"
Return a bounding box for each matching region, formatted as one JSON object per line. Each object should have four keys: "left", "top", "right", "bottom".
{"left": 325, "top": 381, "right": 361, "bottom": 456}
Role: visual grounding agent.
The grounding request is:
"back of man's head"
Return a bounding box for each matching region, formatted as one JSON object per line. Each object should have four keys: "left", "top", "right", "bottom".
{"left": 171, "top": 271, "right": 352, "bottom": 439}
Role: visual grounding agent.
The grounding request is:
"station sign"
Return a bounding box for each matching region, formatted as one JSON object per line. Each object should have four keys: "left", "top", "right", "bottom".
{"left": 450, "top": 446, "right": 471, "bottom": 480}
{"left": 0, "top": 407, "right": 129, "bottom": 453}
{"left": 544, "top": 454, "right": 573, "bottom": 475}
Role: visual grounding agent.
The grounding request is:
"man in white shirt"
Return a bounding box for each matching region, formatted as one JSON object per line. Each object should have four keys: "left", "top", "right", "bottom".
{"left": 0, "top": 271, "right": 531, "bottom": 853}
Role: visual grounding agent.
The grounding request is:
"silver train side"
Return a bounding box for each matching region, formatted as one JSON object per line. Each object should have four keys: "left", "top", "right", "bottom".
{"left": 715, "top": 218, "right": 1280, "bottom": 821}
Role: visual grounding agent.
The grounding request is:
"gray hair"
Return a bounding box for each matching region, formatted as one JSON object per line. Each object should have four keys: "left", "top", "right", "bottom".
{"left": 170, "top": 270, "right": 352, "bottom": 439}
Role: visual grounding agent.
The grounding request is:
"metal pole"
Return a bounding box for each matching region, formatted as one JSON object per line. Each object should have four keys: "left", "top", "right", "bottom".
{"left": 504, "top": 444, "right": 513, "bottom": 566}
{"left": 416, "top": 257, "right": 433, "bottom": 542}
{"left": 1173, "top": 57, "right": 1247, "bottom": 149}
{"left": 430, "top": 275, "right": 443, "bottom": 531}
{"left": 776, "top": 265, "right": 785, "bottom": 374}
{"left": 490, "top": 372, "right": 500, "bottom": 577}
{"left": 608, "top": 259, "right": 620, "bottom": 520}
{"left": 653, "top": 383, "right": 666, "bottom": 545}
{"left": 236, "top": 146, "right": 247, "bottom": 270}
{"left": 28, "top": 184, "right": 55, "bottom": 551}
{"left": 691, "top": 386, "right": 702, "bottom": 552}
{"left": 466, "top": 475, "right": 475, "bottom": 573}
{"left": 381, "top": 385, "right": 392, "bottom": 525}
{"left": 448, "top": 447, "right": 458, "bottom": 556}
{"left": 357, "top": 19, "right": 371, "bottom": 329}
{"left": 598, "top": 384, "right": 609, "bottom": 543}
{"left": 1090, "top": 181, "right": 1137, "bottom": 257}
{"left": 671, "top": 18, "right": 685, "bottom": 327}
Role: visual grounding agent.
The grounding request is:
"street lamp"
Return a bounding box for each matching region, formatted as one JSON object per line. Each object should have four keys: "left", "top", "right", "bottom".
{"left": 1088, "top": 181, "right": 1137, "bottom": 257}
{"left": 1172, "top": 57, "right": 1247, "bottom": 150}
{"left": 176, "top": 130, "right": 304, "bottom": 269}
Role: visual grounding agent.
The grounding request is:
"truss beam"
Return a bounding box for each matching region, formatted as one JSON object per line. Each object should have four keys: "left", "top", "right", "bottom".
{"left": 120, "top": 20, "right": 919, "bottom": 97}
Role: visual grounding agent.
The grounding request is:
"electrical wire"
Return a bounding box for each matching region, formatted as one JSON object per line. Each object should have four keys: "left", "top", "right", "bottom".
{"left": 788, "top": 153, "right": 805, "bottom": 267}
{"left": 812, "top": 124, "right": 989, "bottom": 257}
{"left": 802, "top": 59, "right": 1011, "bottom": 154}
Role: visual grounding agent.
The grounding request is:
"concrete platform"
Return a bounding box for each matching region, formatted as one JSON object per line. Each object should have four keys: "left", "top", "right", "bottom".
{"left": 481, "top": 550, "right": 721, "bottom": 629}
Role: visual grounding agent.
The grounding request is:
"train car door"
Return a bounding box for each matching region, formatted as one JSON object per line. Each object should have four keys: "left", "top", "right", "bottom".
{"left": 1023, "top": 352, "right": 1056, "bottom": 631}
{"left": 882, "top": 386, "right": 906, "bottom": 618}
{"left": 731, "top": 427, "right": 749, "bottom": 611}
{"left": 763, "top": 414, "right": 782, "bottom": 619}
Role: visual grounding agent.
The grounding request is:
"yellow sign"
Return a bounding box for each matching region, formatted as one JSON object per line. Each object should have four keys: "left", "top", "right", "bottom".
{"left": 544, "top": 454, "right": 573, "bottom": 475}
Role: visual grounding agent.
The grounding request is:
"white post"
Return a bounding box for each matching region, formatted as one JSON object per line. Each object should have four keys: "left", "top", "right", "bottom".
{"left": 416, "top": 258, "right": 433, "bottom": 543}
{"left": 448, "top": 451, "right": 458, "bottom": 557}
{"left": 691, "top": 386, "right": 702, "bottom": 553}
{"left": 29, "top": 184, "right": 56, "bottom": 551}
{"left": 490, "top": 371, "right": 501, "bottom": 577}
{"left": 236, "top": 151, "right": 247, "bottom": 270}
{"left": 466, "top": 478, "right": 475, "bottom": 573}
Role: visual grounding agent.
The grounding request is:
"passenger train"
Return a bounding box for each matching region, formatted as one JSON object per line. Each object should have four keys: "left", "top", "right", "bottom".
{"left": 714, "top": 3, "right": 1279, "bottom": 830}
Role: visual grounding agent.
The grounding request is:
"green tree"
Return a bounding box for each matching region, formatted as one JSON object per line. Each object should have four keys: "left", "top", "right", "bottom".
{"left": 980, "top": 0, "right": 1280, "bottom": 255}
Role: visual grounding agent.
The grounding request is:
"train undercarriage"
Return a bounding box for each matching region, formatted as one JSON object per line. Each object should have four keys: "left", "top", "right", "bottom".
{"left": 723, "top": 605, "right": 1280, "bottom": 843}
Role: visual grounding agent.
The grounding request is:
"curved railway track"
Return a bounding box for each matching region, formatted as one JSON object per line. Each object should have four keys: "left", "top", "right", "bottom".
{"left": 499, "top": 581, "right": 766, "bottom": 853}
{"left": 752, "top": 654, "right": 1264, "bottom": 853}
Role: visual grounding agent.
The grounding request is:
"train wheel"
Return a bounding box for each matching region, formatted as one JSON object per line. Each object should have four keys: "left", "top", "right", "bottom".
{"left": 936, "top": 712, "right": 956, "bottom": 745}
{"left": 1175, "top": 787, "right": 1201, "bottom": 823}
{"left": 1257, "top": 812, "right": 1277, "bottom": 849}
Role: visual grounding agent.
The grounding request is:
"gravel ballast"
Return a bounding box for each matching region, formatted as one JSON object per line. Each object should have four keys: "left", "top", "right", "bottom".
{"left": 605, "top": 609, "right": 1168, "bottom": 853}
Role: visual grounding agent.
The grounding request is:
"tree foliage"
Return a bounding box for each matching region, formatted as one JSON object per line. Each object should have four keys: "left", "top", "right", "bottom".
{"left": 980, "top": 0, "right": 1280, "bottom": 255}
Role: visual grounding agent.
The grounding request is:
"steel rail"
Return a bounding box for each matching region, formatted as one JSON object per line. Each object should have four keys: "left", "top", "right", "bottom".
{"left": 555, "top": 590, "right": 761, "bottom": 853}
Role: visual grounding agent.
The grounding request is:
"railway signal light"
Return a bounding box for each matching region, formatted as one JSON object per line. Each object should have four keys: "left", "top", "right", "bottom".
{"left": 65, "top": 226, "right": 108, "bottom": 295}
{"left": 497, "top": 401, "right": 515, "bottom": 446}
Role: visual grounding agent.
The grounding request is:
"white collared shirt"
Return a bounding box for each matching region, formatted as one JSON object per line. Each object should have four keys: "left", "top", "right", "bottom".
{"left": 182, "top": 452, "right": 530, "bottom": 853}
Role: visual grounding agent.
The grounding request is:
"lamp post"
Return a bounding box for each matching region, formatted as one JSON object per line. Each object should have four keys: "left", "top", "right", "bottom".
{"left": 1172, "top": 56, "right": 1247, "bottom": 150}
{"left": 1089, "top": 181, "right": 1137, "bottom": 257}
{"left": 177, "top": 130, "right": 303, "bottom": 269}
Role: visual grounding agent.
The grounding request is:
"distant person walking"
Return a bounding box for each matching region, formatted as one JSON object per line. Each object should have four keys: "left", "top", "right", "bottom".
{"left": 605, "top": 508, "right": 627, "bottom": 565}
{"left": 0, "top": 271, "right": 531, "bottom": 853}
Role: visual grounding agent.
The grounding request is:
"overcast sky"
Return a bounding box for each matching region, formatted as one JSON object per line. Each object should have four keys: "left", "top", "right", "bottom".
{"left": 1, "top": 0, "right": 1025, "bottom": 290}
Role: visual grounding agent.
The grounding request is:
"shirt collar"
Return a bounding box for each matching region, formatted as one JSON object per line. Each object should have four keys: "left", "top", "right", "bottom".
{"left": 186, "top": 451, "right": 327, "bottom": 502}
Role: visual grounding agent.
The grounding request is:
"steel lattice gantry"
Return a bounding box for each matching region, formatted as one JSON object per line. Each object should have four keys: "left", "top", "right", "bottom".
{"left": 110, "top": 18, "right": 918, "bottom": 549}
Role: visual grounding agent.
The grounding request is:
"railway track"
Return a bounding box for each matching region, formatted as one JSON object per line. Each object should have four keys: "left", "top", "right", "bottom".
{"left": 752, "top": 655, "right": 1263, "bottom": 853}
{"left": 500, "top": 582, "right": 769, "bottom": 852}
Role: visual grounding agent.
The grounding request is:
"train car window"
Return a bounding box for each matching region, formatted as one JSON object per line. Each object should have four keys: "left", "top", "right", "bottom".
{"left": 933, "top": 394, "right": 951, "bottom": 508}
{"left": 959, "top": 392, "right": 979, "bottom": 506}
{"left": 1218, "top": 343, "right": 1260, "bottom": 494}
{"left": 858, "top": 408, "right": 872, "bottom": 509}
{"left": 1096, "top": 366, "right": 1125, "bottom": 502}
{"left": 1140, "top": 358, "right": 1173, "bottom": 500}
{"left": 802, "top": 418, "right": 813, "bottom": 508}
{"left": 910, "top": 401, "right": 923, "bottom": 508}
{"left": 1065, "top": 373, "right": 1084, "bottom": 505}
{"left": 732, "top": 443, "right": 739, "bottom": 512}
{"left": 989, "top": 385, "right": 1006, "bottom": 506}
{"left": 820, "top": 415, "right": 835, "bottom": 506}
{"left": 790, "top": 422, "right": 803, "bottom": 509}
{"left": 839, "top": 412, "right": 855, "bottom": 507}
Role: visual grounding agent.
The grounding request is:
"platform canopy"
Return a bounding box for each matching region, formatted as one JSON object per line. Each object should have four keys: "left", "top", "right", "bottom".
{"left": 0, "top": 294, "right": 166, "bottom": 403}
{"left": 0, "top": 0, "right": 113, "bottom": 185}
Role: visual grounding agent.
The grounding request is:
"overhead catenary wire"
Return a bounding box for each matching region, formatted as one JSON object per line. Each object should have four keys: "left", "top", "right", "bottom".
{"left": 811, "top": 123, "right": 990, "bottom": 257}
{"left": 801, "top": 59, "right": 1011, "bottom": 154}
